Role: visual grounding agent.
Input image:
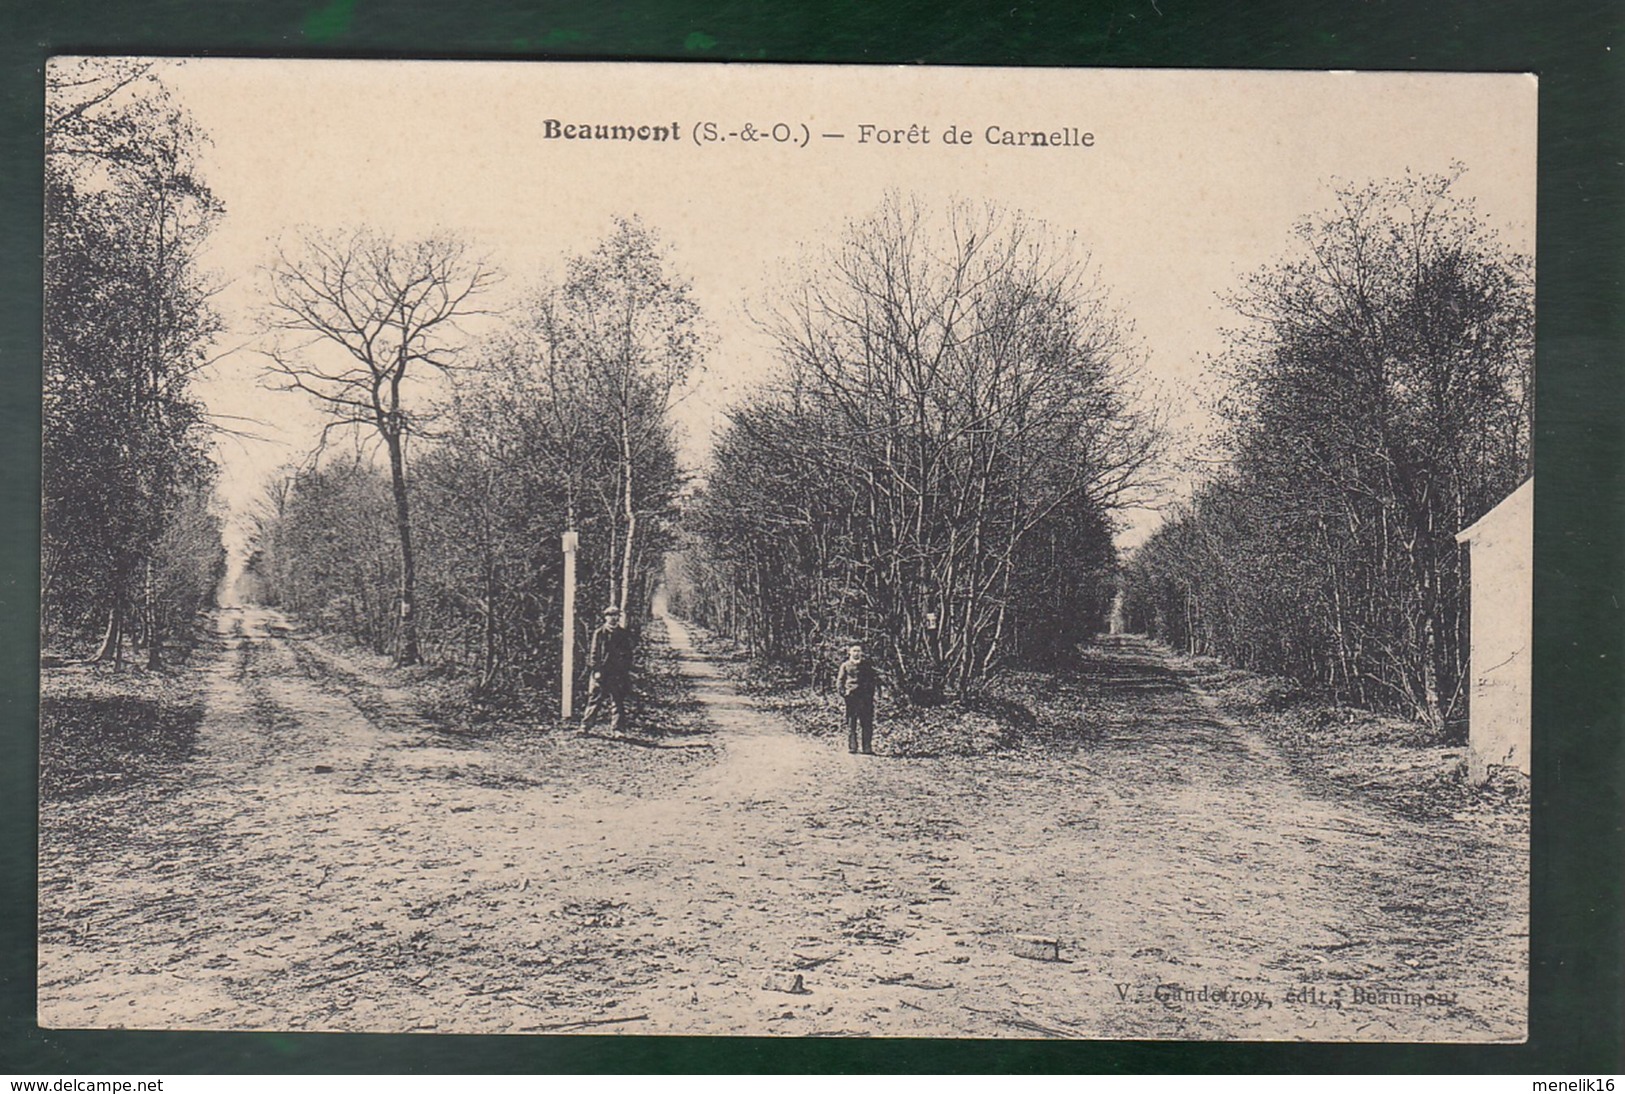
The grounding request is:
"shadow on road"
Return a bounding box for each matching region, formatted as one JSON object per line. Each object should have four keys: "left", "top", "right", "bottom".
{"left": 40, "top": 687, "right": 205, "bottom": 801}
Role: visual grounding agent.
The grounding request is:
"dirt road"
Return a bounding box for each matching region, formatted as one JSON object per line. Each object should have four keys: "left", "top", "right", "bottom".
{"left": 38, "top": 606, "right": 1526, "bottom": 1040}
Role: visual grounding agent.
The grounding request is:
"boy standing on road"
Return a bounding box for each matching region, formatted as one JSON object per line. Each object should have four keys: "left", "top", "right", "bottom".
{"left": 837, "top": 644, "right": 881, "bottom": 754}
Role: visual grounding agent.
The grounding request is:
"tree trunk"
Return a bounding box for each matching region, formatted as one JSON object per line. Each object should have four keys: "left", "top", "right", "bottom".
{"left": 93, "top": 594, "right": 123, "bottom": 666}
{"left": 386, "top": 431, "right": 420, "bottom": 666}
{"left": 479, "top": 555, "right": 497, "bottom": 695}
{"left": 145, "top": 557, "right": 162, "bottom": 670}
{"left": 618, "top": 414, "right": 637, "bottom": 616}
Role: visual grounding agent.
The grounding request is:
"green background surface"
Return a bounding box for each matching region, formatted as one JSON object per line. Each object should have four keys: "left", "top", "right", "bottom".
{"left": 2, "top": 0, "right": 1621, "bottom": 1074}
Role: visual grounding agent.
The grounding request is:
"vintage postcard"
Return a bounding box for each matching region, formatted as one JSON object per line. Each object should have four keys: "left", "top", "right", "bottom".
{"left": 38, "top": 59, "right": 1533, "bottom": 1040}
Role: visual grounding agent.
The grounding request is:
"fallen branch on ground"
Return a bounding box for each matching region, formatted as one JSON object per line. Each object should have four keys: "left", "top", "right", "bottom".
{"left": 520, "top": 1013, "right": 650, "bottom": 1031}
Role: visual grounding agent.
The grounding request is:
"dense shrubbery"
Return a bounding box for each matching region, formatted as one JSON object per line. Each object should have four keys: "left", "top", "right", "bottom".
{"left": 1124, "top": 170, "right": 1532, "bottom": 728}
{"left": 669, "top": 198, "right": 1156, "bottom": 699}
{"left": 43, "top": 60, "right": 225, "bottom": 665}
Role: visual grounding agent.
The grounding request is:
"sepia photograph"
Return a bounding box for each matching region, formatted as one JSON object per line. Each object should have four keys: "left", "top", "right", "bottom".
{"left": 37, "top": 59, "right": 1534, "bottom": 1041}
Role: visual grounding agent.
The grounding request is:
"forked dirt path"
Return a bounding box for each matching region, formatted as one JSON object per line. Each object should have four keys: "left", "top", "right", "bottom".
{"left": 38, "top": 608, "right": 1526, "bottom": 1040}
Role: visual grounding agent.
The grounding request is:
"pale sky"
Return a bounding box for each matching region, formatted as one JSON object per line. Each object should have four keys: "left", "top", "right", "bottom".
{"left": 153, "top": 60, "right": 1537, "bottom": 550}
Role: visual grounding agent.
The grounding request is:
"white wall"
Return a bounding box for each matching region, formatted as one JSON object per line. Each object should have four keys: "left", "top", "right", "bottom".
{"left": 1457, "top": 479, "right": 1533, "bottom": 783}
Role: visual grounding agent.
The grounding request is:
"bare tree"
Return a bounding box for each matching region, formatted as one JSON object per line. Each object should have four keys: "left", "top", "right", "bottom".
{"left": 683, "top": 196, "right": 1160, "bottom": 696}
{"left": 556, "top": 218, "right": 703, "bottom": 614}
{"left": 262, "top": 229, "right": 500, "bottom": 664}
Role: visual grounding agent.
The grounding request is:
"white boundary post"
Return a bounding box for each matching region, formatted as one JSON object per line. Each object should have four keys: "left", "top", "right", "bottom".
{"left": 561, "top": 530, "right": 578, "bottom": 719}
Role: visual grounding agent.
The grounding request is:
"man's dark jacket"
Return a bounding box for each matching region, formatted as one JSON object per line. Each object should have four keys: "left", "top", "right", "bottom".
{"left": 590, "top": 624, "right": 634, "bottom": 682}
{"left": 837, "top": 658, "right": 879, "bottom": 700}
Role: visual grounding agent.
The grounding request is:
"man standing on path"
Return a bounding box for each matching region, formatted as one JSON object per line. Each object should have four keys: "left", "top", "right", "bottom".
{"left": 579, "top": 607, "right": 634, "bottom": 733}
{"left": 837, "top": 643, "right": 881, "bottom": 754}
